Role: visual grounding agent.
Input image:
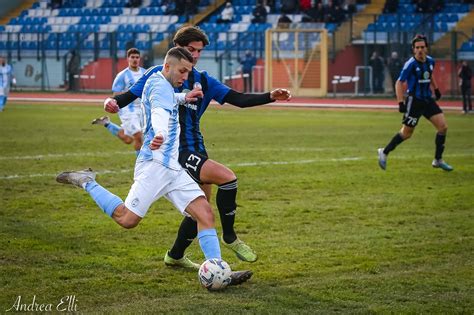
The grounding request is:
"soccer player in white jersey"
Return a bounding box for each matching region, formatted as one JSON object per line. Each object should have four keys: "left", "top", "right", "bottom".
{"left": 92, "top": 48, "right": 146, "bottom": 156}
{"left": 0, "top": 56, "right": 16, "bottom": 112}
{"left": 56, "top": 47, "right": 229, "bottom": 274}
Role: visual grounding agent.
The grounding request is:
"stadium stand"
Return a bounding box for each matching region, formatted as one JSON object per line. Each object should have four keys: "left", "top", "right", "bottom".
{"left": 459, "top": 36, "right": 474, "bottom": 60}
{"left": 0, "top": 0, "right": 366, "bottom": 55}
{"left": 362, "top": 0, "right": 470, "bottom": 43}
{"left": 0, "top": 0, "right": 472, "bottom": 92}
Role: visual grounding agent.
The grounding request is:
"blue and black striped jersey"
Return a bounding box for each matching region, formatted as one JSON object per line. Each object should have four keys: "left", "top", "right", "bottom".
{"left": 398, "top": 56, "right": 435, "bottom": 101}
{"left": 130, "top": 65, "right": 231, "bottom": 154}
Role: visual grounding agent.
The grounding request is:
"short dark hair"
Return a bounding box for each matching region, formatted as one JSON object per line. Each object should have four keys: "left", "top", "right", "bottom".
{"left": 166, "top": 47, "right": 194, "bottom": 64}
{"left": 411, "top": 34, "right": 428, "bottom": 48}
{"left": 173, "top": 26, "right": 209, "bottom": 47}
{"left": 127, "top": 48, "right": 140, "bottom": 57}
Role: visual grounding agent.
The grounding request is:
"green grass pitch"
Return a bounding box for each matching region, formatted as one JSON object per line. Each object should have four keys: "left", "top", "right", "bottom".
{"left": 1, "top": 103, "right": 473, "bottom": 313}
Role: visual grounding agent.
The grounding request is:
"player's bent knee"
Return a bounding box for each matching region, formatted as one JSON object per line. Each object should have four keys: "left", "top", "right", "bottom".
{"left": 115, "top": 207, "right": 142, "bottom": 229}
{"left": 438, "top": 125, "right": 448, "bottom": 134}
{"left": 187, "top": 197, "right": 215, "bottom": 228}
{"left": 120, "top": 217, "right": 141, "bottom": 229}
{"left": 400, "top": 127, "right": 413, "bottom": 140}
{"left": 220, "top": 168, "right": 236, "bottom": 183}
{"left": 123, "top": 137, "right": 133, "bottom": 144}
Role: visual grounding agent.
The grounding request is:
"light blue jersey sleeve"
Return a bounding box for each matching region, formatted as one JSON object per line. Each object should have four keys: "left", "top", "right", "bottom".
{"left": 112, "top": 71, "right": 126, "bottom": 93}
{"left": 143, "top": 73, "right": 175, "bottom": 112}
{"left": 130, "top": 65, "right": 163, "bottom": 97}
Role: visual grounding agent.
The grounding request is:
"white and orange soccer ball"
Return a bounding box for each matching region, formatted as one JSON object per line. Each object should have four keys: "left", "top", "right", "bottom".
{"left": 198, "top": 258, "right": 232, "bottom": 291}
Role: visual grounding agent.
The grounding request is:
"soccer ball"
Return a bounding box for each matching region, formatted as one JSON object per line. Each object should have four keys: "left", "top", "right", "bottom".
{"left": 198, "top": 258, "right": 232, "bottom": 291}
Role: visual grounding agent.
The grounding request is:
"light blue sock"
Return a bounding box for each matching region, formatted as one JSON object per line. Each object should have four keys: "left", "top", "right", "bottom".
{"left": 105, "top": 122, "right": 121, "bottom": 137}
{"left": 0, "top": 96, "right": 5, "bottom": 110}
{"left": 198, "top": 229, "right": 221, "bottom": 260}
{"left": 84, "top": 181, "right": 123, "bottom": 217}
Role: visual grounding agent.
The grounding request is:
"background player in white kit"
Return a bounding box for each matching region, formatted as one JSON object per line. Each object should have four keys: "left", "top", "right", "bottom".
{"left": 56, "top": 47, "right": 229, "bottom": 273}
{"left": 92, "top": 48, "right": 146, "bottom": 156}
{"left": 0, "top": 56, "right": 16, "bottom": 112}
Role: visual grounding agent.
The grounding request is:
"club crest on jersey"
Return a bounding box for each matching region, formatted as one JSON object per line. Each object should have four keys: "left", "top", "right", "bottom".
{"left": 131, "top": 198, "right": 140, "bottom": 207}
{"left": 418, "top": 71, "right": 431, "bottom": 83}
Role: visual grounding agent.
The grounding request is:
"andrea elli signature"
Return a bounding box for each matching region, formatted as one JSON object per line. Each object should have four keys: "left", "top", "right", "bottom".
{"left": 6, "top": 295, "right": 78, "bottom": 312}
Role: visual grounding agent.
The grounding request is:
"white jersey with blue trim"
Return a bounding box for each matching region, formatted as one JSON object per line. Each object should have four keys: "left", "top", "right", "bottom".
{"left": 0, "top": 64, "right": 13, "bottom": 95}
{"left": 112, "top": 67, "right": 145, "bottom": 114}
{"left": 138, "top": 71, "right": 182, "bottom": 170}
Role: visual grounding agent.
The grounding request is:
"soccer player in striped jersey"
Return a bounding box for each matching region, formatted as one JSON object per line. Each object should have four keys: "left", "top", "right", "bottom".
{"left": 0, "top": 56, "right": 16, "bottom": 112}
{"left": 57, "top": 47, "right": 226, "bottom": 271}
{"left": 92, "top": 48, "right": 146, "bottom": 156}
{"left": 378, "top": 34, "right": 453, "bottom": 172}
{"left": 104, "top": 26, "right": 291, "bottom": 269}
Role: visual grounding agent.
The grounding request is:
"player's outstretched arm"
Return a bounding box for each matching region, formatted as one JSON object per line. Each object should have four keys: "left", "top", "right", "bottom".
{"left": 223, "top": 88, "right": 291, "bottom": 108}
{"left": 113, "top": 90, "right": 139, "bottom": 108}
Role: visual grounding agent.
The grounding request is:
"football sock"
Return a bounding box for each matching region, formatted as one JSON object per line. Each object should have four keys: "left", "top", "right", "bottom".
{"left": 168, "top": 216, "right": 198, "bottom": 260}
{"left": 105, "top": 122, "right": 121, "bottom": 137}
{"left": 198, "top": 229, "right": 221, "bottom": 260}
{"left": 0, "top": 96, "right": 5, "bottom": 110}
{"left": 383, "top": 133, "right": 404, "bottom": 155}
{"left": 84, "top": 181, "right": 123, "bottom": 217}
{"left": 216, "top": 179, "right": 238, "bottom": 244}
{"left": 435, "top": 132, "right": 446, "bottom": 160}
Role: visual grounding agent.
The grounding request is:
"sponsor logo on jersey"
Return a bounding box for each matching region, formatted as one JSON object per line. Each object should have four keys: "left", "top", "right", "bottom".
{"left": 183, "top": 103, "right": 198, "bottom": 111}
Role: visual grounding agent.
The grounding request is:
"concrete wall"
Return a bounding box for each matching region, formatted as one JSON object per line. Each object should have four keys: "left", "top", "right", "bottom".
{"left": 11, "top": 57, "right": 66, "bottom": 88}
{"left": 0, "top": 0, "right": 27, "bottom": 20}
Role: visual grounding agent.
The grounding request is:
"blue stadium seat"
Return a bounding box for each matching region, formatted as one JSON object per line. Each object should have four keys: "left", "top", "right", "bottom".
{"left": 60, "top": 40, "right": 72, "bottom": 50}
{"left": 139, "top": 7, "right": 151, "bottom": 15}
{"left": 326, "top": 23, "right": 337, "bottom": 33}
{"left": 399, "top": 5, "right": 409, "bottom": 13}
{"left": 84, "top": 41, "right": 94, "bottom": 49}
{"left": 100, "top": 40, "right": 110, "bottom": 49}
{"left": 448, "top": 14, "right": 458, "bottom": 22}
{"left": 206, "top": 42, "right": 216, "bottom": 50}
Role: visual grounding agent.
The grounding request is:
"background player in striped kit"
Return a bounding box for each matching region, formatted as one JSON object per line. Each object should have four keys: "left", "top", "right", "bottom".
{"left": 92, "top": 48, "right": 146, "bottom": 156}
{"left": 378, "top": 34, "right": 453, "bottom": 172}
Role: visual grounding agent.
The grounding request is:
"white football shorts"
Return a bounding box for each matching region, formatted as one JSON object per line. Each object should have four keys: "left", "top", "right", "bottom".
{"left": 124, "top": 160, "right": 205, "bottom": 218}
{"left": 119, "top": 110, "right": 143, "bottom": 137}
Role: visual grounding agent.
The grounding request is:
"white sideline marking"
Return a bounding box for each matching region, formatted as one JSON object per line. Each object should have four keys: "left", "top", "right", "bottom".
{"left": 9, "top": 97, "right": 460, "bottom": 111}
{"left": 0, "top": 147, "right": 331, "bottom": 161}
{"left": 0, "top": 157, "right": 362, "bottom": 180}
{"left": 1, "top": 153, "right": 472, "bottom": 181}
{"left": 0, "top": 151, "right": 134, "bottom": 160}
